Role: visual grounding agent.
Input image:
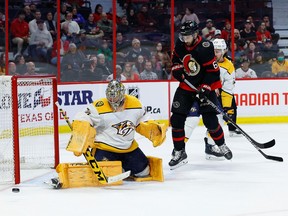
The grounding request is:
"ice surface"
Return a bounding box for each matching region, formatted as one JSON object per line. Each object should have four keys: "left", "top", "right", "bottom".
{"left": 1, "top": 124, "right": 288, "bottom": 216}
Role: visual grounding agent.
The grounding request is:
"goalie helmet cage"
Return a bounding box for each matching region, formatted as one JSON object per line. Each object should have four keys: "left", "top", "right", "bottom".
{"left": 0, "top": 75, "right": 59, "bottom": 184}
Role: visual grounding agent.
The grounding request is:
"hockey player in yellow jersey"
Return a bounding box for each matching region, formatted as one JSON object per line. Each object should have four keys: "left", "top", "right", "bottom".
{"left": 69, "top": 80, "right": 167, "bottom": 181}
{"left": 184, "top": 38, "right": 241, "bottom": 160}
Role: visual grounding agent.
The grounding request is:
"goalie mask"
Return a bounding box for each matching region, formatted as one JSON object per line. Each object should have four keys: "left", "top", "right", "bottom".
{"left": 106, "top": 80, "right": 126, "bottom": 111}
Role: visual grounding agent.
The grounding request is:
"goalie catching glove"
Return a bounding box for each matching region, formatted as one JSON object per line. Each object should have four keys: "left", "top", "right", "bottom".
{"left": 136, "top": 120, "right": 168, "bottom": 147}
{"left": 66, "top": 120, "right": 96, "bottom": 156}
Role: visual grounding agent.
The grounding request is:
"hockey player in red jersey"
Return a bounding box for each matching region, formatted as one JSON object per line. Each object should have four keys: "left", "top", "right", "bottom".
{"left": 169, "top": 21, "right": 232, "bottom": 170}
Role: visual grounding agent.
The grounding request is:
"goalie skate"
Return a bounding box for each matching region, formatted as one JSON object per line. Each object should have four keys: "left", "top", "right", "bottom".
{"left": 44, "top": 178, "right": 62, "bottom": 189}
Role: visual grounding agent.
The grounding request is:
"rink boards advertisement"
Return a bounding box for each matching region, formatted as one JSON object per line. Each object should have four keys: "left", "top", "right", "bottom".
{"left": 57, "top": 79, "right": 288, "bottom": 126}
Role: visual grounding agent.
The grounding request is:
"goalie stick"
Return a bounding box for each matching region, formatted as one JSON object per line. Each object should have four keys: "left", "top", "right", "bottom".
{"left": 55, "top": 102, "right": 131, "bottom": 185}
{"left": 183, "top": 79, "right": 283, "bottom": 162}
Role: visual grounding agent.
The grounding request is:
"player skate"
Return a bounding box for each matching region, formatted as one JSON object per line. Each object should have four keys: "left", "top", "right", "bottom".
{"left": 229, "top": 129, "right": 242, "bottom": 137}
{"left": 169, "top": 149, "right": 188, "bottom": 170}
{"left": 204, "top": 137, "right": 225, "bottom": 160}
{"left": 218, "top": 144, "right": 233, "bottom": 160}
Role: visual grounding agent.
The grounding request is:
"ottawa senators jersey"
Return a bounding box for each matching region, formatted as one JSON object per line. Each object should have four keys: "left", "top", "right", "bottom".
{"left": 74, "top": 95, "right": 147, "bottom": 153}
{"left": 172, "top": 36, "right": 222, "bottom": 91}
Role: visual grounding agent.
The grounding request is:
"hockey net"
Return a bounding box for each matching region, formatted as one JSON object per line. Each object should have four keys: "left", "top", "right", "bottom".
{"left": 0, "top": 76, "right": 59, "bottom": 184}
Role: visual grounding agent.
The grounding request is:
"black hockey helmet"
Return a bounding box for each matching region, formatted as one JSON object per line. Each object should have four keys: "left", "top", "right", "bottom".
{"left": 180, "top": 21, "right": 199, "bottom": 36}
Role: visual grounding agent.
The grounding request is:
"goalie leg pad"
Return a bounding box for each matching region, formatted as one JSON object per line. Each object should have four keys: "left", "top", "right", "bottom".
{"left": 66, "top": 120, "right": 96, "bottom": 156}
{"left": 133, "top": 156, "right": 164, "bottom": 182}
{"left": 56, "top": 161, "right": 123, "bottom": 188}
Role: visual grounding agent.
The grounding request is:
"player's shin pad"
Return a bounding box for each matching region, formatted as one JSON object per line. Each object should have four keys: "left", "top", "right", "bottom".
{"left": 56, "top": 161, "right": 123, "bottom": 188}
{"left": 66, "top": 120, "right": 96, "bottom": 156}
{"left": 134, "top": 156, "right": 164, "bottom": 182}
{"left": 136, "top": 120, "right": 168, "bottom": 147}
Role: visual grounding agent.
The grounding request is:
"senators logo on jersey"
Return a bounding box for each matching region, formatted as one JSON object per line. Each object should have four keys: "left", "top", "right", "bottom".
{"left": 182, "top": 54, "right": 200, "bottom": 76}
{"left": 112, "top": 120, "right": 135, "bottom": 136}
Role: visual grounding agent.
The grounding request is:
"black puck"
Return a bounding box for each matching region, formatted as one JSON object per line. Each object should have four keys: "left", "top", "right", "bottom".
{"left": 12, "top": 188, "right": 20, "bottom": 193}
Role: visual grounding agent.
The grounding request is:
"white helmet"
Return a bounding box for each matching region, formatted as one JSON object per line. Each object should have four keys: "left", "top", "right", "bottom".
{"left": 213, "top": 38, "right": 227, "bottom": 51}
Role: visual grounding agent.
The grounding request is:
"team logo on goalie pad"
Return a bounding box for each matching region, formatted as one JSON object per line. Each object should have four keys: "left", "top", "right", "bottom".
{"left": 112, "top": 120, "right": 135, "bottom": 136}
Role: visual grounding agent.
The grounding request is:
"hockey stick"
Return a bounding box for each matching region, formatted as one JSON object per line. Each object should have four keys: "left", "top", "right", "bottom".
{"left": 56, "top": 102, "right": 131, "bottom": 184}
{"left": 183, "top": 79, "right": 283, "bottom": 162}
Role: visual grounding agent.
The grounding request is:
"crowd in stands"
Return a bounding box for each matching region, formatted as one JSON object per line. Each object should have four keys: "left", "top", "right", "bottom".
{"left": 0, "top": 0, "right": 287, "bottom": 81}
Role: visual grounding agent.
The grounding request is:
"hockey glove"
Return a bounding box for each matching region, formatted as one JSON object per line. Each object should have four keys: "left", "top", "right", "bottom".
{"left": 198, "top": 85, "right": 211, "bottom": 102}
{"left": 172, "top": 64, "right": 185, "bottom": 82}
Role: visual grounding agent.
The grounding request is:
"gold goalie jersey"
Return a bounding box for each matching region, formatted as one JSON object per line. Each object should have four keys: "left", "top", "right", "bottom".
{"left": 73, "top": 95, "right": 148, "bottom": 153}
{"left": 218, "top": 57, "right": 236, "bottom": 108}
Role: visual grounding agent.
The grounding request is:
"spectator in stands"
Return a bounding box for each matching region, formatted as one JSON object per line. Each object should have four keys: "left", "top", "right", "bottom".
{"left": 24, "top": 61, "right": 38, "bottom": 75}
{"left": 23, "top": 5, "right": 34, "bottom": 23}
{"left": 14, "top": 54, "right": 27, "bottom": 75}
{"left": 256, "top": 21, "right": 272, "bottom": 44}
{"left": 29, "top": 3, "right": 37, "bottom": 17}
{"left": 246, "top": 41, "right": 259, "bottom": 64}
{"left": 181, "top": 8, "right": 200, "bottom": 24}
{"left": 97, "top": 12, "right": 113, "bottom": 38}
{"left": 174, "top": 13, "right": 183, "bottom": 31}
{"left": 61, "top": 43, "right": 86, "bottom": 82}
{"left": 8, "top": 62, "right": 19, "bottom": 75}
{"left": 221, "top": 20, "right": 231, "bottom": 42}
{"left": 45, "top": 11, "right": 57, "bottom": 41}
{"left": 140, "top": 60, "right": 158, "bottom": 80}
{"left": 84, "top": 13, "right": 97, "bottom": 33}
{"left": 50, "top": 35, "right": 70, "bottom": 65}
{"left": 127, "top": 8, "right": 138, "bottom": 28}
{"left": 202, "top": 19, "right": 216, "bottom": 41}
{"left": 150, "top": 54, "right": 162, "bottom": 77}
{"left": 246, "top": 15, "right": 257, "bottom": 31}
{"left": 136, "top": 5, "right": 157, "bottom": 32}
{"left": 29, "top": 10, "right": 47, "bottom": 34}
{"left": 95, "top": 53, "right": 112, "bottom": 81}
{"left": 271, "top": 51, "right": 288, "bottom": 76}
{"left": 80, "top": 55, "right": 102, "bottom": 82}
{"left": 262, "top": 15, "right": 279, "bottom": 45}
{"left": 122, "top": 62, "right": 140, "bottom": 80}
{"left": 106, "top": 64, "right": 127, "bottom": 81}
{"left": 250, "top": 52, "right": 271, "bottom": 77}
{"left": 116, "top": 31, "right": 129, "bottom": 53}
{"left": 54, "top": 3, "right": 69, "bottom": 22}
{"left": 213, "top": 29, "right": 222, "bottom": 39}
{"left": 29, "top": 19, "right": 53, "bottom": 62}
{"left": 234, "top": 28, "right": 241, "bottom": 43}
{"left": 117, "top": 15, "right": 131, "bottom": 35}
{"left": 132, "top": 55, "right": 146, "bottom": 74}
{"left": 260, "top": 38, "right": 279, "bottom": 62}
{"left": 235, "top": 59, "right": 257, "bottom": 78}
{"left": 93, "top": 4, "right": 103, "bottom": 23}
{"left": 125, "top": 38, "right": 151, "bottom": 62}
{"left": 97, "top": 40, "right": 112, "bottom": 62}
{"left": 0, "top": 53, "right": 5, "bottom": 75}
{"left": 72, "top": 7, "right": 86, "bottom": 28}
{"left": 160, "top": 51, "right": 172, "bottom": 80}
{"left": 10, "top": 10, "right": 30, "bottom": 57}
{"left": 240, "top": 20, "right": 256, "bottom": 43}
{"left": 228, "top": 43, "right": 245, "bottom": 69}
{"left": 61, "top": 12, "right": 80, "bottom": 37}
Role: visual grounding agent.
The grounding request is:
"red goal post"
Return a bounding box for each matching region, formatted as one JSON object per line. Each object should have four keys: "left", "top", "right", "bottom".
{"left": 0, "top": 75, "right": 59, "bottom": 184}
